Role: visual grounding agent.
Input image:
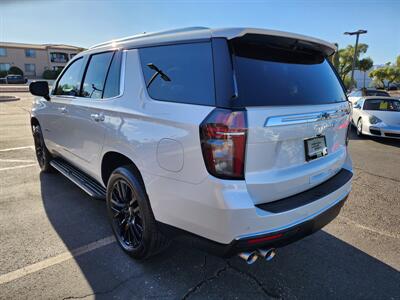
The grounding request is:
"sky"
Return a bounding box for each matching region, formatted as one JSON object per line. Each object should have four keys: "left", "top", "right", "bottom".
{"left": 1, "top": 0, "right": 399, "bottom": 65}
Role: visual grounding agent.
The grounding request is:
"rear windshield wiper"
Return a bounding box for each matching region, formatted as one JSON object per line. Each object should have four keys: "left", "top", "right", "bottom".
{"left": 146, "top": 63, "right": 171, "bottom": 88}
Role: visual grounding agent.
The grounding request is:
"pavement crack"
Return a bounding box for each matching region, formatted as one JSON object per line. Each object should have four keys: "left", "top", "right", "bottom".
{"left": 227, "top": 261, "right": 281, "bottom": 299}
{"left": 181, "top": 262, "right": 229, "bottom": 299}
{"left": 62, "top": 274, "right": 136, "bottom": 300}
{"left": 181, "top": 260, "right": 282, "bottom": 299}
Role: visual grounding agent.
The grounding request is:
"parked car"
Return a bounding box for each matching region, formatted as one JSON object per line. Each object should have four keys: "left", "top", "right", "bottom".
{"left": 352, "top": 96, "right": 400, "bottom": 138}
{"left": 29, "top": 27, "right": 353, "bottom": 264}
{"left": 0, "top": 74, "right": 28, "bottom": 84}
{"left": 348, "top": 88, "right": 390, "bottom": 104}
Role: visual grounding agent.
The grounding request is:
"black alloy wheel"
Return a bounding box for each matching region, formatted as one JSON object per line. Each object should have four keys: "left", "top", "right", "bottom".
{"left": 32, "top": 124, "right": 53, "bottom": 172}
{"left": 109, "top": 178, "right": 144, "bottom": 250}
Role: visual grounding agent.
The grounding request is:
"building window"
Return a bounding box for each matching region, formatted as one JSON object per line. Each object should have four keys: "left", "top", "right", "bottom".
{"left": 25, "top": 63, "right": 36, "bottom": 73}
{"left": 52, "top": 66, "right": 64, "bottom": 71}
{"left": 0, "top": 48, "right": 6, "bottom": 57}
{"left": 0, "top": 63, "right": 11, "bottom": 71}
{"left": 25, "top": 49, "right": 36, "bottom": 58}
{"left": 70, "top": 53, "right": 76, "bottom": 59}
{"left": 50, "top": 52, "right": 69, "bottom": 63}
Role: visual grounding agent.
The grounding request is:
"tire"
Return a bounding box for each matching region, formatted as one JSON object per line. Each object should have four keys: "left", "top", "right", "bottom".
{"left": 356, "top": 118, "right": 363, "bottom": 137}
{"left": 32, "top": 124, "right": 53, "bottom": 172}
{"left": 106, "top": 165, "right": 169, "bottom": 259}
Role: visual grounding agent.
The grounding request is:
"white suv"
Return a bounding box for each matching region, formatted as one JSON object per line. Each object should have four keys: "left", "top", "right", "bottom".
{"left": 29, "top": 27, "right": 353, "bottom": 264}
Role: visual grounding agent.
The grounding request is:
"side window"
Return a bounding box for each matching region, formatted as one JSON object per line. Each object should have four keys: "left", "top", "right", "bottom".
{"left": 81, "top": 52, "right": 114, "bottom": 99}
{"left": 55, "top": 58, "right": 84, "bottom": 96}
{"left": 103, "top": 51, "right": 122, "bottom": 98}
{"left": 138, "top": 42, "right": 215, "bottom": 106}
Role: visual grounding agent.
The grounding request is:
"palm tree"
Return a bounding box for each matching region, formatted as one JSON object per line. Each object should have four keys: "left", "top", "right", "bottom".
{"left": 358, "top": 58, "right": 374, "bottom": 89}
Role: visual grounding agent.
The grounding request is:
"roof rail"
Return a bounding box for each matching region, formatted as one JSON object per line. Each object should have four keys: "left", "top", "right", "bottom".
{"left": 89, "top": 26, "right": 209, "bottom": 50}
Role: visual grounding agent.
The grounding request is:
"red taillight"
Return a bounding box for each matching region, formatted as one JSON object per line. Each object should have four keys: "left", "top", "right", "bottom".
{"left": 200, "top": 109, "right": 247, "bottom": 179}
{"left": 246, "top": 234, "right": 284, "bottom": 245}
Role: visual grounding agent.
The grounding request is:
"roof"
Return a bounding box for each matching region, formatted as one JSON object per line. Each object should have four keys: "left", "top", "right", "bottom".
{"left": 363, "top": 96, "right": 399, "bottom": 100}
{"left": 87, "top": 27, "right": 336, "bottom": 55}
{"left": 0, "top": 41, "right": 83, "bottom": 51}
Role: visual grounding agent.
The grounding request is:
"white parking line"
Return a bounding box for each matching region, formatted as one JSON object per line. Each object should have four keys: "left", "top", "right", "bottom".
{"left": 0, "top": 146, "right": 34, "bottom": 152}
{"left": 0, "top": 164, "right": 37, "bottom": 171}
{"left": 0, "top": 236, "right": 116, "bottom": 285}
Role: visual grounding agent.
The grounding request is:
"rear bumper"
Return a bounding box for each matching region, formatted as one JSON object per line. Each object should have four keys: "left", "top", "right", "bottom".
{"left": 159, "top": 193, "right": 348, "bottom": 257}
{"left": 154, "top": 167, "right": 352, "bottom": 257}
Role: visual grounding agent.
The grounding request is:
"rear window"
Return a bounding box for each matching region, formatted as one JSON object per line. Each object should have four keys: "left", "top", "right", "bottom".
{"left": 230, "top": 38, "right": 347, "bottom": 106}
{"left": 138, "top": 42, "right": 215, "bottom": 106}
{"left": 363, "top": 99, "right": 400, "bottom": 111}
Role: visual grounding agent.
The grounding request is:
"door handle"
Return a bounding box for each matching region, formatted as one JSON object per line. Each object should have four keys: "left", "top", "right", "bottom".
{"left": 90, "top": 113, "right": 105, "bottom": 122}
{"left": 58, "top": 107, "right": 68, "bottom": 114}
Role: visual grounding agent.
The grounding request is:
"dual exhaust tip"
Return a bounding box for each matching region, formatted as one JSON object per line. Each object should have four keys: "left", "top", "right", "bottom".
{"left": 238, "top": 248, "right": 276, "bottom": 264}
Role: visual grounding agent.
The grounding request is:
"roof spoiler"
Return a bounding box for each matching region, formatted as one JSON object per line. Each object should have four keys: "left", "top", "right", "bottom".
{"left": 213, "top": 28, "right": 337, "bottom": 56}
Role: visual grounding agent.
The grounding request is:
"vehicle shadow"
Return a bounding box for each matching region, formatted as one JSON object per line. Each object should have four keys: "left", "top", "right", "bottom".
{"left": 39, "top": 172, "right": 400, "bottom": 299}
{"left": 348, "top": 124, "right": 400, "bottom": 147}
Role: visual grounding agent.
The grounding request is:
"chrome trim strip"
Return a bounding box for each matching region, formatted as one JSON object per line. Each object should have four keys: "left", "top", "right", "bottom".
{"left": 215, "top": 132, "right": 246, "bottom": 136}
{"left": 234, "top": 190, "right": 350, "bottom": 241}
{"left": 265, "top": 109, "right": 348, "bottom": 127}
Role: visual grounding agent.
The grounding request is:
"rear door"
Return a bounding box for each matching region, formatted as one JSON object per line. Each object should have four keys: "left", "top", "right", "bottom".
{"left": 227, "top": 35, "right": 350, "bottom": 204}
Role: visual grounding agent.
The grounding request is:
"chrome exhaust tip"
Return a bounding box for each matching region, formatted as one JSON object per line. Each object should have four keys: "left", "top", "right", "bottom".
{"left": 257, "top": 248, "right": 276, "bottom": 261}
{"left": 238, "top": 251, "right": 258, "bottom": 264}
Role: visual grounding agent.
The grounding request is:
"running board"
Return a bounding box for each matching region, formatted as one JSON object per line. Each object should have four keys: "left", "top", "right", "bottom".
{"left": 50, "top": 158, "right": 106, "bottom": 200}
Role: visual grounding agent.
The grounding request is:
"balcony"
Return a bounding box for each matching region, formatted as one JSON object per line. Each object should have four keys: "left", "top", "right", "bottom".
{"left": 50, "top": 52, "right": 69, "bottom": 63}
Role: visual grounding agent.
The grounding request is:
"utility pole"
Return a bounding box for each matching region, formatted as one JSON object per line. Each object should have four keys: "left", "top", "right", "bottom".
{"left": 344, "top": 30, "right": 367, "bottom": 90}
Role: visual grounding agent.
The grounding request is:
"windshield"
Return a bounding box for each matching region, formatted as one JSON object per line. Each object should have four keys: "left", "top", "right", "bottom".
{"left": 229, "top": 37, "right": 347, "bottom": 106}
{"left": 363, "top": 99, "right": 400, "bottom": 111}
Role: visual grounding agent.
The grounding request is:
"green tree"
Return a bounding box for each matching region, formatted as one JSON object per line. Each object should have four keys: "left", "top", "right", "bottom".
{"left": 358, "top": 57, "right": 374, "bottom": 88}
{"left": 396, "top": 55, "right": 400, "bottom": 67}
{"left": 8, "top": 66, "right": 23, "bottom": 76}
{"left": 369, "top": 65, "right": 400, "bottom": 89}
{"left": 337, "top": 43, "right": 368, "bottom": 81}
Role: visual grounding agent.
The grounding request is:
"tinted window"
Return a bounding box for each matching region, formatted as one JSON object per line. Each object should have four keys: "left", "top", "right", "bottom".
{"left": 81, "top": 52, "right": 114, "bottom": 98}
{"left": 139, "top": 42, "right": 215, "bottom": 106}
{"left": 55, "top": 58, "right": 84, "bottom": 96}
{"left": 365, "top": 90, "right": 390, "bottom": 97}
{"left": 230, "top": 39, "right": 346, "bottom": 106}
{"left": 363, "top": 99, "right": 400, "bottom": 111}
{"left": 103, "top": 51, "right": 122, "bottom": 98}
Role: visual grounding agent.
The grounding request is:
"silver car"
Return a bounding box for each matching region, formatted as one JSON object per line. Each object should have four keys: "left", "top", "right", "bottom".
{"left": 352, "top": 96, "right": 400, "bottom": 138}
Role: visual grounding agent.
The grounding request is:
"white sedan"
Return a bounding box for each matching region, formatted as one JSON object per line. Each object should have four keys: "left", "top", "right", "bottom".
{"left": 352, "top": 96, "right": 400, "bottom": 139}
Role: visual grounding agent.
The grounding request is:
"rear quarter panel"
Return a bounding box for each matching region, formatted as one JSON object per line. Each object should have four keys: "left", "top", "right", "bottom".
{"left": 100, "top": 49, "right": 213, "bottom": 186}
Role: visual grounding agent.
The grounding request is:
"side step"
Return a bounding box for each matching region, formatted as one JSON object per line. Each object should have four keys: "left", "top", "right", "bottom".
{"left": 50, "top": 158, "right": 106, "bottom": 200}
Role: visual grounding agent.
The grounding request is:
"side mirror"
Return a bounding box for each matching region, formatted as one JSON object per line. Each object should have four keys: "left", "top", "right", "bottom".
{"left": 29, "top": 81, "right": 50, "bottom": 100}
{"left": 353, "top": 104, "right": 360, "bottom": 109}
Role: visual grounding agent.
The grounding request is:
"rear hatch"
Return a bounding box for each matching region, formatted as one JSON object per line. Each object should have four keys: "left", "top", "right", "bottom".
{"left": 228, "top": 34, "right": 350, "bottom": 204}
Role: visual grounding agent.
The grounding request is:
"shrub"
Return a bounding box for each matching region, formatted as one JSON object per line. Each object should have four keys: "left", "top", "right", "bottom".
{"left": 0, "top": 70, "right": 7, "bottom": 78}
{"left": 8, "top": 66, "right": 23, "bottom": 76}
{"left": 42, "top": 69, "right": 63, "bottom": 80}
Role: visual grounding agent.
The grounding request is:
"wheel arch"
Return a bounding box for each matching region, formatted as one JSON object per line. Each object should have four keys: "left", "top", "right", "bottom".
{"left": 31, "top": 116, "right": 40, "bottom": 127}
{"left": 101, "top": 151, "right": 144, "bottom": 187}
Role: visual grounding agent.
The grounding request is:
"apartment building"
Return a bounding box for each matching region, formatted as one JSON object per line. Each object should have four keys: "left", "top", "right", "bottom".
{"left": 0, "top": 42, "right": 84, "bottom": 78}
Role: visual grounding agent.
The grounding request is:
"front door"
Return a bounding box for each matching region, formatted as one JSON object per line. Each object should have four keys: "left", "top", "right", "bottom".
{"left": 57, "top": 50, "right": 121, "bottom": 179}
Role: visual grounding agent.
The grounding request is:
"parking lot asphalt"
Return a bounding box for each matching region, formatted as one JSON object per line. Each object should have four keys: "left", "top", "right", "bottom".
{"left": 0, "top": 93, "right": 399, "bottom": 299}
